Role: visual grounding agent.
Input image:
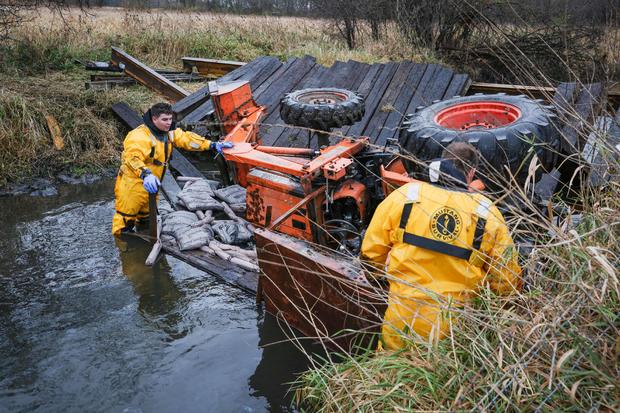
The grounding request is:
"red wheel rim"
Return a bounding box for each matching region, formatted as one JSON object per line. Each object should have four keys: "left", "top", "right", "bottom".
{"left": 297, "top": 91, "right": 348, "bottom": 105}
{"left": 434, "top": 101, "right": 521, "bottom": 130}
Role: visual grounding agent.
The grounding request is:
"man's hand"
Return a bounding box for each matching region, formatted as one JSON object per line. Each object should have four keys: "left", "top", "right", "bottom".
{"left": 143, "top": 174, "right": 160, "bottom": 194}
{"left": 211, "top": 141, "right": 234, "bottom": 154}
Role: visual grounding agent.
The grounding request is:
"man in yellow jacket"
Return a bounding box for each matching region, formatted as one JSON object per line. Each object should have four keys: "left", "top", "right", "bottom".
{"left": 112, "top": 103, "right": 233, "bottom": 235}
{"left": 361, "top": 142, "right": 521, "bottom": 349}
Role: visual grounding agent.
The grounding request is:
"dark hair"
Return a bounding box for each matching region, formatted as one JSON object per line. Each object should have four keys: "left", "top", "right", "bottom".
{"left": 150, "top": 102, "right": 174, "bottom": 119}
{"left": 441, "top": 142, "right": 479, "bottom": 175}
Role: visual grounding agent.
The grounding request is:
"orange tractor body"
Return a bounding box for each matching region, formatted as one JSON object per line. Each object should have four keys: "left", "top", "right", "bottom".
{"left": 213, "top": 80, "right": 373, "bottom": 248}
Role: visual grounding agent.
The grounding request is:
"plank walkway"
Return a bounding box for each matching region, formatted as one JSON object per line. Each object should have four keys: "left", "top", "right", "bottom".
{"left": 174, "top": 56, "right": 472, "bottom": 149}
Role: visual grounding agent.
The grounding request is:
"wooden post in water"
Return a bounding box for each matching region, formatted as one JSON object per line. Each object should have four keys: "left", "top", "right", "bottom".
{"left": 148, "top": 193, "right": 158, "bottom": 243}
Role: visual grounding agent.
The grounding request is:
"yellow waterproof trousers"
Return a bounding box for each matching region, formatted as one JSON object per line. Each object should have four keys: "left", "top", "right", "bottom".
{"left": 112, "top": 174, "right": 153, "bottom": 235}
{"left": 380, "top": 294, "right": 461, "bottom": 350}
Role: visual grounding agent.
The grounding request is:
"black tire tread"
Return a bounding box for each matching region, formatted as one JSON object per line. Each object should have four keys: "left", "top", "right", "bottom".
{"left": 398, "top": 94, "right": 560, "bottom": 186}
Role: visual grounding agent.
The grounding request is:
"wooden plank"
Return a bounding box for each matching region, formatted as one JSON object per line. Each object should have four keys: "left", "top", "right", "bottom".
{"left": 173, "top": 56, "right": 275, "bottom": 121}
{"left": 560, "top": 83, "right": 604, "bottom": 152}
{"left": 247, "top": 57, "right": 283, "bottom": 91}
{"left": 253, "top": 57, "right": 297, "bottom": 102}
{"left": 111, "top": 102, "right": 142, "bottom": 129}
{"left": 110, "top": 47, "right": 190, "bottom": 102}
{"left": 423, "top": 65, "right": 454, "bottom": 105}
{"left": 344, "top": 61, "right": 372, "bottom": 92}
{"left": 256, "top": 56, "right": 315, "bottom": 108}
{"left": 160, "top": 170, "right": 181, "bottom": 206}
{"left": 169, "top": 149, "right": 206, "bottom": 178}
{"left": 401, "top": 64, "right": 439, "bottom": 115}
{"left": 179, "top": 57, "right": 280, "bottom": 125}
{"left": 470, "top": 81, "right": 556, "bottom": 100}
{"left": 392, "top": 65, "right": 454, "bottom": 149}
{"left": 375, "top": 63, "right": 428, "bottom": 146}
{"left": 179, "top": 99, "right": 216, "bottom": 126}
{"left": 340, "top": 64, "right": 383, "bottom": 138}
{"left": 443, "top": 73, "right": 472, "bottom": 99}
{"left": 318, "top": 60, "right": 354, "bottom": 88}
{"left": 362, "top": 61, "right": 416, "bottom": 143}
{"left": 390, "top": 65, "right": 456, "bottom": 149}
{"left": 181, "top": 56, "right": 245, "bottom": 77}
{"left": 347, "top": 62, "right": 399, "bottom": 138}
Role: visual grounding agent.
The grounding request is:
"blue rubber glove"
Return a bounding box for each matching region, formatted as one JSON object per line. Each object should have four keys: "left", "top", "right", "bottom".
{"left": 143, "top": 174, "right": 160, "bottom": 194}
{"left": 211, "top": 141, "right": 234, "bottom": 154}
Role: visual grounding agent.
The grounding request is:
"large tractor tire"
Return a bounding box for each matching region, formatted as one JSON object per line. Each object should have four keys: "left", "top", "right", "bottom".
{"left": 399, "top": 94, "right": 560, "bottom": 186}
{"left": 280, "top": 88, "right": 364, "bottom": 131}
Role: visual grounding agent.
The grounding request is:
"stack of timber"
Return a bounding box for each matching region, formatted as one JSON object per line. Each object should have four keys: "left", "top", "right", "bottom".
{"left": 80, "top": 58, "right": 206, "bottom": 91}
{"left": 86, "top": 72, "right": 206, "bottom": 91}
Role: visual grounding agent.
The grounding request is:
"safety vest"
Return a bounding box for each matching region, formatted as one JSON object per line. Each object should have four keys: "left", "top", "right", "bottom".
{"left": 398, "top": 183, "right": 491, "bottom": 266}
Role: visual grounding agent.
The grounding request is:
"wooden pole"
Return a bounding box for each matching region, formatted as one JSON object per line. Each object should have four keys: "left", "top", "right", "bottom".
{"left": 149, "top": 193, "right": 158, "bottom": 243}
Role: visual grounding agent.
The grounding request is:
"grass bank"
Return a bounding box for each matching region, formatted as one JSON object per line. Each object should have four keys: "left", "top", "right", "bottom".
{"left": 0, "top": 73, "right": 160, "bottom": 185}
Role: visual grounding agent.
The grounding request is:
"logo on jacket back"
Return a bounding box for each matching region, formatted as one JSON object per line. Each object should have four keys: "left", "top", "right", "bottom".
{"left": 430, "top": 207, "right": 462, "bottom": 242}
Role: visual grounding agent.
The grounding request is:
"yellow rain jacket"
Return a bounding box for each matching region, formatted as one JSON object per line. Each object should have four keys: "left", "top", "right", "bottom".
{"left": 361, "top": 181, "right": 521, "bottom": 349}
{"left": 112, "top": 124, "right": 213, "bottom": 235}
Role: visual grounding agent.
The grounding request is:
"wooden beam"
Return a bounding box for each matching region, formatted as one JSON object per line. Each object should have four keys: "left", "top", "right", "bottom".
{"left": 470, "top": 81, "right": 620, "bottom": 107}
{"left": 87, "top": 73, "right": 206, "bottom": 92}
{"left": 111, "top": 47, "right": 190, "bottom": 102}
{"left": 469, "top": 82, "right": 557, "bottom": 98}
{"left": 182, "top": 57, "right": 245, "bottom": 77}
{"left": 111, "top": 102, "right": 142, "bottom": 129}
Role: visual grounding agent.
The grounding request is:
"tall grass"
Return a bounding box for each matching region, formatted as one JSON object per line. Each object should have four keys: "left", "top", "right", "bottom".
{"left": 295, "top": 199, "right": 619, "bottom": 411}
{"left": 2, "top": 8, "right": 429, "bottom": 73}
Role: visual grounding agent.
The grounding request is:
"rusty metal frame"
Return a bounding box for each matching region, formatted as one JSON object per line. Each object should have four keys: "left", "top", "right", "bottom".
{"left": 255, "top": 228, "right": 387, "bottom": 352}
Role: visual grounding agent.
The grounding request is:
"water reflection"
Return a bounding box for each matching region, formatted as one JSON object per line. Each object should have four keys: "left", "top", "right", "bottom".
{"left": 115, "top": 236, "right": 188, "bottom": 340}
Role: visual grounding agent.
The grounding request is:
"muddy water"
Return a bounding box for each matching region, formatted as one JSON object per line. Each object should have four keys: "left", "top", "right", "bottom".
{"left": 0, "top": 179, "right": 311, "bottom": 413}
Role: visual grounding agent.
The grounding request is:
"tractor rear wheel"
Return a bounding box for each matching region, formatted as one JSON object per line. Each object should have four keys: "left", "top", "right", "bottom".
{"left": 399, "top": 94, "right": 560, "bottom": 187}
{"left": 280, "top": 88, "right": 364, "bottom": 131}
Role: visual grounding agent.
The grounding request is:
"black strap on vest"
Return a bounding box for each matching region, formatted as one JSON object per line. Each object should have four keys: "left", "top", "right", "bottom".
{"left": 161, "top": 136, "right": 170, "bottom": 180}
{"left": 403, "top": 232, "right": 473, "bottom": 260}
{"left": 147, "top": 134, "right": 172, "bottom": 180}
{"left": 399, "top": 202, "right": 487, "bottom": 261}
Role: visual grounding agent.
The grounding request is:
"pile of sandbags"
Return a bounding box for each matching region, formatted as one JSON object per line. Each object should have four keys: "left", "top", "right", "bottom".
{"left": 159, "top": 179, "right": 257, "bottom": 271}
